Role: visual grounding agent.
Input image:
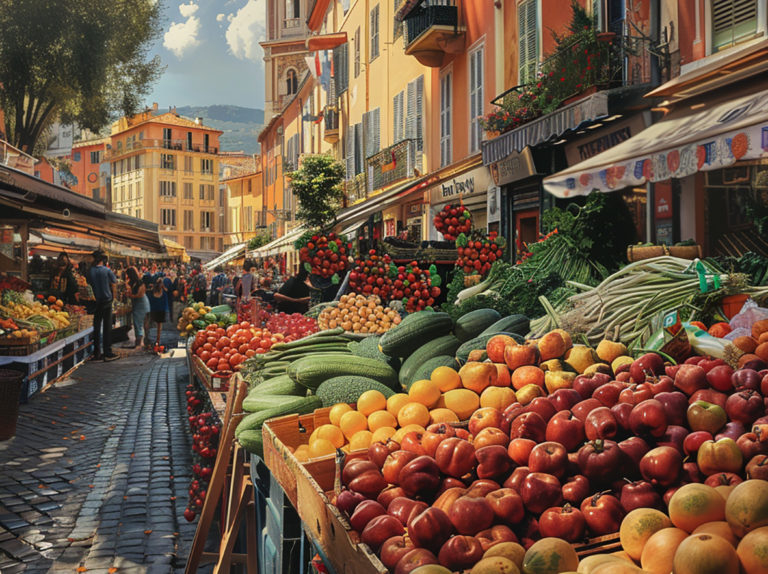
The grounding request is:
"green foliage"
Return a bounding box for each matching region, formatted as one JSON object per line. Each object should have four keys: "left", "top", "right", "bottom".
{"left": 0, "top": 1, "right": 163, "bottom": 153}
{"left": 248, "top": 231, "right": 272, "bottom": 250}
{"left": 289, "top": 154, "right": 346, "bottom": 231}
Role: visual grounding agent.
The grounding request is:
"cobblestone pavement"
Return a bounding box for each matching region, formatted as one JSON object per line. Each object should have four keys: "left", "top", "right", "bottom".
{"left": 0, "top": 329, "right": 199, "bottom": 573}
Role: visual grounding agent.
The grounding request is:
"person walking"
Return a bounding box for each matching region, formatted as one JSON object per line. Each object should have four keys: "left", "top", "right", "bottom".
{"left": 171, "top": 272, "right": 187, "bottom": 321}
{"left": 124, "top": 266, "right": 149, "bottom": 348}
{"left": 190, "top": 268, "right": 207, "bottom": 303}
{"left": 146, "top": 277, "right": 168, "bottom": 349}
{"left": 87, "top": 251, "right": 120, "bottom": 362}
{"left": 209, "top": 266, "right": 227, "bottom": 306}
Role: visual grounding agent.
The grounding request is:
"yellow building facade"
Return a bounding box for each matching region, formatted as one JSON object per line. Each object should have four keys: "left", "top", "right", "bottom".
{"left": 107, "top": 106, "right": 224, "bottom": 257}
{"left": 224, "top": 170, "right": 266, "bottom": 247}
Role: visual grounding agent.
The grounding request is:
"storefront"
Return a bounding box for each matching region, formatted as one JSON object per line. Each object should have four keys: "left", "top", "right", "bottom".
{"left": 428, "top": 163, "right": 493, "bottom": 240}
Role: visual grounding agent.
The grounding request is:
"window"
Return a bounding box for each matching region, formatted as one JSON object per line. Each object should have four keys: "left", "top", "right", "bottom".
{"left": 346, "top": 123, "right": 362, "bottom": 178}
{"left": 135, "top": 209, "right": 141, "bottom": 219}
{"left": 286, "top": 0, "right": 300, "bottom": 19}
{"left": 199, "top": 184, "right": 214, "bottom": 200}
{"left": 120, "top": 186, "right": 125, "bottom": 202}
{"left": 440, "top": 71, "right": 452, "bottom": 167}
{"left": 518, "top": 0, "right": 539, "bottom": 84}
{"left": 286, "top": 69, "right": 298, "bottom": 95}
{"left": 161, "top": 153, "right": 175, "bottom": 170}
{"left": 218, "top": 238, "right": 223, "bottom": 252}
{"left": 363, "top": 108, "right": 381, "bottom": 159}
{"left": 183, "top": 182, "right": 193, "bottom": 199}
{"left": 159, "top": 181, "right": 177, "bottom": 197}
{"left": 187, "top": 132, "right": 193, "bottom": 150}
{"left": 393, "top": 91, "right": 405, "bottom": 144}
{"left": 161, "top": 208, "right": 176, "bottom": 227}
{"left": 135, "top": 155, "right": 142, "bottom": 170}
{"left": 370, "top": 5, "right": 380, "bottom": 61}
{"left": 163, "top": 128, "right": 172, "bottom": 147}
{"left": 469, "top": 44, "right": 484, "bottom": 153}
{"left": 201, "top": 158, "right": 213, "bottom": 174}
{"left": 200, "top": 211, "right": 213, "bottom": 231}
{"left": 184, "top": 156, "right": 193, "bottom": 173}
{"left": 333, "top": 44, "right": 349, "bottom": 94}
{"left": 204, "top": 134, "right": 209, "bottom": 152}
{"left": 201, "top": 237, "right": 215, "bottom": 250}
{"left": 90, "top": 151, "right": 101, "bottom": 164}
{"left": 183, "top": 210, "right": 194, "bottom": 231}
{"left": 92, "top": 187, "right": 100, "bottom": 200}
{"left": 184, "top": 236, "right": 194, "bottom": 249}
{"left": 406, "top": 76, "right": 424, "bottom": 151}
{"left": 712, "top": 0, "right": 757, "bottom": 51}
{"left": 73, "top": 151, "right": 81, "bottom": 162}
{"left": 354, "top": 27, "right": 361, "bottom": 77}
{"left": 245, "top": 206, "right": 253, "bottom": 231}
{"left": 128, "top": 183, "right": 133, "bottom": 199}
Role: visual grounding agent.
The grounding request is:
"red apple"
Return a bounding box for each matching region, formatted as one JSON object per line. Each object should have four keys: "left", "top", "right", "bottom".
{"left": 475, "top": 524, "right": 519, "bottom": 551}
{"left": 656, "top": 425, "right": 688, "bottom": 455}
{"left": 581, "top": 492, "right": 625, "bottom": 536}
{"left": 549, "top": 388, "right": 583, "bottom": 412}
{"left": 520, "top": 472, "right": 563, "bottom": 514}
{"left": 737, "top": 432, "right": 768, "bottom": 460}
{"left": 377, "top": 486, "right": 406, "bottom": 508}
{"left": 681, "top": 460, "right": 703, "bottom": 483}
{"left": 432, "top": 487, "right": 466, "bottom": 515}
{"left": 592, "top": 381, "right": 626, "bottom": 407}
{"left": 655, "top": 391, "right": 689, "bottom": 427}
{"left": 706, "top": 365, "right": 734, "bottom": 392}
{"left": 577, "top": 439, "right": 623, "bottom": 485}
{"left": 485, "top": 488, "right": 525, "bottom": 525}
{"left": 468, "top": 407, "right": 503, "bottom": 436}
{"left": 545, "top": 410, "right": 586, "bottom": 452}
{"left": 732, "top": 369, "right": 762, "bottom": 392}
{"left": 539, "top": 504, "right": 587, "bottom": 542}
{"left": 716, "top": 421, "right": 746, "bottom": 442}
{"left": 507, "top": 438, "right": 536, "bottom": 466}
{"left": 562, "top": 474, "right": 590, "bottom": 506}
{"left": 368, "top": 439, "right": 401, "bottom": 468}
{"left": 508, "top": 411, "right": 546, "bottom": 442}
{"left": 380, "top": 535, "right": 415, "bottom": 569}
{"left": 525, "top": 397, "right": 557, "bottom": 423}
{"left": 394, "top": 548, "right": 439, "bottom": 574}
{"left": 336, "top": 488, "right": 367, "bottom": 516}
{"left": 618, "top": 383, "right": 654, "bottom": 405}
{"left": 725, "top": 389, "right": 765, "bottom": 426}
{"left": 572, "top": 372, "right": 612, "bottom": 399}
{"left": 502, "top": 466, "right": 530, "bottom": 492}
{"left": 350, "top": 499, "right": 387, "bottom": 532}
{"left": 528, "top": 441, "right": 568, "bottom": 479}
{"left": 629, "top": 398, "right": 668, "bottom": 438}
{"left": 640, "top": 446, "right": 682, "bottom": 487}
{"left": 399, "top": 456, "right": 441, "bottom": 498}
{"left": 689, "top": 388, "right": 728, "bottom": 410}
{"left": 421, "top": 423, "right": 456, "bottom": 458}
{"left": 746, "top": 454, "right": 768, "bottom": 480}
{"left": 674, "top": 364, "right": 708, "bottom": 395}
{"left": 382, "top": 450, "right": 418, "bottom": 485}
{"left": 436, "top": 477, "right": 466, "bottom": 496}
{"left": 475, "top": 445, "right": 513, "bottom": 480}
{"left": 400, "top": 431, "right": 427, "bottom": 456}
{"left": 447, "top": 496, "right": 495, "bottom": 535}
{"left": 361, "top": 514, "right": 404, "bottom": 551}
{"left": 620, "top": 480, "right": 663, "bottom": 512}
{"left": 630, "top": 353, "right": 665, "bottom": 383}
{"left": 434, "top": 437, "right": 476, "bottom": 479}
{"left": 343, "top": 460, "right": 387, "bottom": 498}
{"left": 684, "top": 430, "right": 714, "bottom": 456}
{"left": 648, "top": 375, "right": 675, "bottom": 395}
{"left": 584, "top": 406, "right": 619, "bottom": 440}
{"left": 387, "top": 497, "right": 428, "bottom": 527}
{"left": 572, "top": 398, "right": 603, "bottom": 421}
{"left": 406, "top": 508, "right": 454, "bottom": 552}
{"left": 699, "top": 358, "right": 727, "bottom": 372}
{"left": 473, "top": 427, "right": 510, "bottom": 450}
{"left": 437, "top": 535, "right": 483, "bottom": 571}
{"left": 618, "top": 436, "right": 651, "bottom": 468}
{"left": 466, "top": 479, "right": 501, "bottom": 498}
{"left": 704, "top": 472, "right": 742, "bottom": 487}
{"left": 610, "top": 402, "right": 634, "bottom": 432}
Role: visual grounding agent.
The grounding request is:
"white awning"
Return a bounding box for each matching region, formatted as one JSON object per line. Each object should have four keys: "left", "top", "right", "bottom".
{"left": 204, "top": 242, "right": 247, "bottom": 270}
{"left": 250, "top": 226, "right": 307, "bottom": 257}
{"left": 543, "top": 87, "right": 768, "bottom": 197}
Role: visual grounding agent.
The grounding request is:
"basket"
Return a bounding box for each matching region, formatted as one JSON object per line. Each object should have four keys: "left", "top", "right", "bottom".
{"left": 463, "top": 274, "right": 483, "bottom": 287}
{"left": 721, "top": 293, "right": 749, "bottom": 319}
{"left": 0, "top": 368, "right": 25, "bottom": 440}
{"left": 627, "top": 244, "right": 668, "bottom": 262}
{"left": 79, "top": 314, "right": 94, "bottom": 330}
{"left": 668, "top": 244, "right": 702, "bottom": 259}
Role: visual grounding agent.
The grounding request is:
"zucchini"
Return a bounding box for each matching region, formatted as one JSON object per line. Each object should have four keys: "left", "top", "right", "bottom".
{"left": 480, "top": 314, "right": 531, "bottom": 337}
{"left": 454, "top": 309, "right": 502, "bottom": 342}
{"left": 287, "top": 354, "right": 398, "bottom": 391}
{"left": 406, "top": 355, "right": 460, "bottom": 390}
{"left": 399, "top": 335, "right": 461, "bottom": 387}
{"left": 379, "top": 312, "right": 453, "bottom": 358}
{"left": 237, "top": 430, "right": 264, "bottom": 457}
{"left": 456, "top": 332, "right": 524, "bottom": 363}
{"left": 236, "top": 395, "right": 323, "bottom": 436}
{"left": 251, "top": 374, "right": 306, "bottom": 397}
{"left": 243, "top": 393, "right": 314, "bottom": 413}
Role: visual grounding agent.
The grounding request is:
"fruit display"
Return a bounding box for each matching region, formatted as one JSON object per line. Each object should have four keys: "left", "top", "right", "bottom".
{"left": 297, "top": 231, "right": 351, "bottom": 281}
{"left": 455, "top": 232, "right": 506, "bottom": 276}
{"left": 183, "top": 383, "right": 221, "bottom": 523}
{"left": 317, "top": 294, "right": 402, "bottom": 334}
{"left": 177, "top": 302, "right": 236, "bottom": 335}
{"left": 191, "top": 322, "right": 287, "bottom": 375}
{"left": 265, "top": 312, "right": 318, "bottom": 339}
{"left": 349, "top": 249, "right": 397, "bottom": 301}
{"left": 0, "top": 299, "right": 70, "bottom": 330}
{"left": 397, "top": 262, "right": 442, "bottom": 313}
{"left": 434, "top": 202, "right": 472, "bottom": 241}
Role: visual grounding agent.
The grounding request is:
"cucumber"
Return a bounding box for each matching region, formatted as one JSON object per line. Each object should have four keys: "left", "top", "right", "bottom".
{"left": 454, "top": 309, "right": 502, "bottom": 342}
{"left": 287, "top": 354, "right": 398, "bottom": 391}
{"left": 399, "top": 335, "right": 461, "bottom": 387}
{"left": 243, "top": 393, "right": 314, "bottom": 413}
{"left": 455, "top": 332, "right": 524, "bottom": 363}
{"left": 480, "top": 314, "right": 531, "bottom": 337}
{"left": 236, "top": 395, "right": 323, "bottom": 436}
{"left": 237, "top": 430, "right": 264, "bottom": 457}
{"left": 251, "top": 374, "right": 306, "bottom": 397}
{"left": 379, "top": 312, "right": 453, "bottom": 358}
{"left": 406, "top": 355, "right": 460, "bottom": 390}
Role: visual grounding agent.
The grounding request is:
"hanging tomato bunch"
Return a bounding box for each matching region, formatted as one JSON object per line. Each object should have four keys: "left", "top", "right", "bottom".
{"left": 456, "top": 231, "right": 506, "bottom": 276}
{"left": 394, "top": 261, "right": 442, "bottom": 312}
{"left": 433, "top": 202, "right": 472, "bottom": 241}
{"left": 297, "top": 232, "right": 350, "bottom": 281}
{"left": 348, "top": 249, "right": 396, "bottom": 301}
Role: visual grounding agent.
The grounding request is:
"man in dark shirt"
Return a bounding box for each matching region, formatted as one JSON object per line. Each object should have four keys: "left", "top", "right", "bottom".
{"left": 87, "top": 251, "right": 120, "bottom": 361}
{"left": 274, "top": 266, "right": 311, "bottom": 314}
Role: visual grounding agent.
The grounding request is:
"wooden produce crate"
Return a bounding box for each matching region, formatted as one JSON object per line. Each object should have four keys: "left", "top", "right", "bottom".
{"left": 0, "top": 335, "right": 40, "bottom": 356}
{"left": 263, "top": 409, "right": 387, "bottom": 574}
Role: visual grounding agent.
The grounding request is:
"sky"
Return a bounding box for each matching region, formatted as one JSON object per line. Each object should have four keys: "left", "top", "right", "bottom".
{"left": 147, "top": 0, "right": 267, "bottom": 110}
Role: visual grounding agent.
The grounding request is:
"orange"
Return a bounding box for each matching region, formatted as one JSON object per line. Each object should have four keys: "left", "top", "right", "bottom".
{"left": 408, "top": 379, "right": 441, "bottom": 408}
{"left": 443, "top": 388, "right": 481, "bottom": 420}
{"left": 480, "top": 386, "right": 517, "bottom": 410}
{"left": 368, "top": 410, "right": 397, "bottom": 432}
{"left": 431, "top": 366, "right": 461, "bottom": 392}
{"left": 308, "top": 438, "right": 336, "bottom": 458}
{"left": 329, "top": 403, "right": 353, "bottom": 426}
{"left": 348, "top": 430, "right": 373, "bottom": 451}
{"left": 510, "top": 365, "right": 545, "bottom": 391}
{"left": 339, "top": 410, "right": 368, "bottom": 439}
{"left": 458, "top": 362, "right": 498, "bottom": 394}
{"left": 370, "top": 426, "right": 397, "bottom": 443}
{"left": 357, "top": 390, "right": 387, "bottom": 416}
{"left": 429, "top": 408, "right": 460, "bottom": 424}
{"left": 309, "top": 424, "right": 345, "bottom": 448}
{"left": 387, "top": 393, "right": 410, "bottom": 417}
{"left": 294, "top": 445, "right": 310, "bottom": 462}
{"left": 393, "top": 423, "right": 426, "bottom": 443}
{"left": 397, "top": 402, "right": 430, "bottom": 428}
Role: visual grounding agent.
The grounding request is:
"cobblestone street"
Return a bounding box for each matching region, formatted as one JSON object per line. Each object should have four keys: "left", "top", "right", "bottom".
{"left": 0, "top": 334, "right": 199, "bottom": 573}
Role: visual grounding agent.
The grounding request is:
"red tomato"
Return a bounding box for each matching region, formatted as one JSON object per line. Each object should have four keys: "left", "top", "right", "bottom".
{"left": 245, "top": 349, "right": 255, "bottom": 358}
{"left": 206, "top": 358, "right": 218, "bottom": 369}
{"left": 199, "top": 351, "right": 211, "bottom": 362}
{"left": 238, "top": 344, "right": 249, "bottom": 354}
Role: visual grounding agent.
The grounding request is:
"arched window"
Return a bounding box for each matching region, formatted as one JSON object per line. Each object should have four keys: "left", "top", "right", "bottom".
{"left": 286, "top": 69, "right": 298, "bottom": 95}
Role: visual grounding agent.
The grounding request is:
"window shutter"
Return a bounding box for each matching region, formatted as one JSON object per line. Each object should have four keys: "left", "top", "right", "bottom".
{"left": 363, "top": 111, "right": 370, "bottom": 159}
{"left": 405, "top": 80, "right": 416, "bottom": 141}
{"left": 712, "top": 0, "right": 757, "bottom": 49}
{"left": 346, "top": 126, "right": 355, "bottom": 178}
{"left": 393, "top": 91, "right": 404, "bottom": 144}
{"left": 372, "top": 108, "right": 380, "bottom": 155}
{"left": 355, "top": 123, "right": 364, "bottom": 174}
{"left": 415, "top": 76, "right": 424, "bottom": 151}
{"left": 519, "top": 0, "right": 538, "bottom": 84}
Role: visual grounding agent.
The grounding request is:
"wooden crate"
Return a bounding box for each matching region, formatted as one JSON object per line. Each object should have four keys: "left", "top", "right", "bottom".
{"left": 263, "top": 410, "right": 387, "bottom": 574}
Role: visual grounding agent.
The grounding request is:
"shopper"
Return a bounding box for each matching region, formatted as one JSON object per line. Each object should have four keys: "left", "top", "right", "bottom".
{"left": 171, "top": 272, "right": 187, "bottom": 321}
{"left": 124, "top": 266, "right": 149, "bottom": 348}
{"left": 209, "top": 266, "right": 227, "bottom": 306}
{"left": 274, "top": 265, "right": 311, "bottom": 314}
{"left": 190, "top": 268, "right": 207, "bottom": 303}
{"left": 236, "top": 260, "right": 255, "bottom": 303}
{"left": 146, "top": 277, "right": 168, "bottom": 349}
{"left": 87, "top": 251, "right": 120, "bottom": 362}
{"left": 49, "top": 252, "right": 79, "bottom": 305}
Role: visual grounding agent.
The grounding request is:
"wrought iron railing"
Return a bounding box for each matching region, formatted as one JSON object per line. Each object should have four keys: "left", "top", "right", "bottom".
{"left": 104, "top": 139, "right": 218, "bottom": 160}
{"left": 404, "top": 2, "right": 459, "bottom": 48}
{"left": 324, "top": 106, "right": 339, "bottom": 132}
{"left": 367, "top": 138, "right": 421, "bottom": 192}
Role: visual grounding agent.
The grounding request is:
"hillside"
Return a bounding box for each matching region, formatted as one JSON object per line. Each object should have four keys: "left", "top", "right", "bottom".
{"left": 175, "top": 105, "right": 263, "bottom": 155}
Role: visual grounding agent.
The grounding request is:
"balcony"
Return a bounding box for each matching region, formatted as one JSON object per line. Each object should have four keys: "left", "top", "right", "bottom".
{"left": 404, "top": 2, "right": 465, "bottom": 67}
{"left": 282, "top": 17, "right": 303, "bottom": 36}
{"left": 366, "top": 138, "right": 422, "bottom": 193}
{"left": 104, "top": 139, "right": 218, "bottom": 160}
{"left": 323, "top": 107, "right": 339, "bottom": 144}
{"left": 345, "top": 173, "right": 369, "bottom": 204}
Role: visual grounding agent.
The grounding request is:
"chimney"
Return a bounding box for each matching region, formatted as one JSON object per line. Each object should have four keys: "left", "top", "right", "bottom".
{"left": 195, "top": 117, "right": 203, "bottom": 125}
{"left": 152, "top": 102, "right": 158, "bottom": 111}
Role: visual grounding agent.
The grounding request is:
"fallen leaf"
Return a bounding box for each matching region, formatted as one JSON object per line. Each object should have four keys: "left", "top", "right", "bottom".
{"left": 108, "top": 568, "right": 117, "bottom": 573}
{"left": 88, "top": 484, "right": 94, "bottom": 488}
{"left": 38, "top": 484, "right": 45, "bottom": 489}
{"left": 62, "top": 406, "right": 68, "bottom": 410}
{"left": 170, "top": 496, "right": 176, "bottom": 501}
{"left": 77, "top": 566, "right": 86, "bottom": 572}
{"left": 80, "top": 435, "right": 85, "bottom": 440}
{"left": 144, "top": 530, "right": 152, "bottom": 534}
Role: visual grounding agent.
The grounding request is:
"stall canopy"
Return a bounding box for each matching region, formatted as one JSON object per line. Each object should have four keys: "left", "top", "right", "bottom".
{"left": 204, "top": 242, "right": 247, "bottom": 270}
{"left": 543, "top": 86, "right": 768, "bottom": 198}
{"left": 250, "top": 226, "right": 307, "bottom": 258}
{"left": 163, "top": 238, "right": 191, "bottom": 262}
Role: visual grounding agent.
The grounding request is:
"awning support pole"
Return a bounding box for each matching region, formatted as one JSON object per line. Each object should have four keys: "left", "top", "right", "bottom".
{"left": 20, "top": 222, "right": 28, "bottom": 282}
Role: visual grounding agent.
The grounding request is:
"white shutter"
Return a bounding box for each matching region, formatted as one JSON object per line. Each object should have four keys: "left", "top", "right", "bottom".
{"left": 363, "top": 110, "right": 371, "bottom": 158}
{"left": 406, "top": 80, "right": 416, "bottom": 141}
{"left": 415, "top": 76, "right": 424, "bottom": 151}
{"left": 355, "top": 123, "right": 364, "bottom": 174}
{"left": 393, "top": 91, "right": 404, "bottom": 144}
{"left": 518, "top": 0, "right": 538, "bottom": 84}
{"left": 469, "top": 47, "right": 484, "bottom": 153}
{"left": 346, "top": 127, "right": 355, "bottom": 178}
{"left": 440, "top": 72, "right": 452, "bottom": 167}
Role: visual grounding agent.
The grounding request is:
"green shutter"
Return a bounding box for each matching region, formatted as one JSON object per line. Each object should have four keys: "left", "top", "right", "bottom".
{"left": 712, "top": 0, "right": 757, "bottom": 51}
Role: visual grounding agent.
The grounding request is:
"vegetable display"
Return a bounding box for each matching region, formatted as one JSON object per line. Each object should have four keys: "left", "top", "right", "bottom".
{"left": 434, "top": 202, "right": 472, "bottom": 241}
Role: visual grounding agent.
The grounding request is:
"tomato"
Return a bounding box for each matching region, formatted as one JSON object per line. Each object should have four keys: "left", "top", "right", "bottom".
{"left": 230, "top": 353, "right": 243, "bottom": 366}
{"left": 199, "top": 351, "right": 211, "bottom": 362}
{"left": 259, "top": 339, "right": 271, "bottom": 350}
{"left": 206, "top": 358, "right": 218, "bottom": 369}
{"left": 202, "top": 342, "right": 213, "bottom": 352}
{"left": 245, "top": 349, "right": 255, "bottom": 358}
{"left": 238, "top": 344, "right": 249, "bottom": 354}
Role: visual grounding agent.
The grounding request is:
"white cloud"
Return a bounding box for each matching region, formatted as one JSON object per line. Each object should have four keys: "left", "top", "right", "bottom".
{"left": 216, "top": 13, "right": 226, "bottom": 22}
{"left": 179, "top": 2, "right": 199, "bottom": 18}
{"left": 225, "top": 0, "right": 266, "bottom": 62}
{"left": 163, "top": 3, "right": 201, "bottom": 58}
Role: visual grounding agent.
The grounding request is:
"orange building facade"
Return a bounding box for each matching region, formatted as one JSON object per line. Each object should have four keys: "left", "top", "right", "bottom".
{"left": 68, "top": 138, "right": 109, "bottom": 201}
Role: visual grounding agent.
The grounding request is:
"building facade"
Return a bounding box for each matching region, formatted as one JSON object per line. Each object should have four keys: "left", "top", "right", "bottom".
{"left": 68, "top": 137, "right": 109, "bottom": 201}
{"left": 106, "top": 105, "right": 223, "bottom": 258}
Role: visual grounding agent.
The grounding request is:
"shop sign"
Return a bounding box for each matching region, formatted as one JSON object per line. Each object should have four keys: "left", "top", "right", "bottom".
{"left": 565, "top": 115, "right": 648, "bottom": 166}
{"left": 655, "top": 182, "right": 673, "bottom": 220}
{"left": 490, "top": 147, "right": 537, "bottom": 186}
{"left": 487, "top": 186, "right": 501, "bottom": 224}
{"left": 430, "top": 165, "right": 492, "bottom": 205}
{"left": 384, "top": 218, "right": 396, "bottom": 237}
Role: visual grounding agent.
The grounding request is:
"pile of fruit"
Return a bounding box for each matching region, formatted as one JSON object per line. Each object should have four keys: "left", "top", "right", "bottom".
{"left": 2, "top": 298, "right": 70, "bottom": 329}
{"left": 397, "top": 262, "right": 442, "bottom": 313}
{"left": 317, "top": 294, "right": 402, "bottom": 334}
{"left": 191, "top": 322, "right": 286, "bottom": 374}
{"left": 297, "top": 231, "right": 350, "bottom": 281}
{"left": 265, "top": 312, "right": 318, "bottom": 340}
{"left": 177, "top": 302, "right": 236, "bottom": 335}
{"left": 349, "top": 249, "right": 397, "bottom": 301}
{"left": 434, "top": 202, "right": 472, "bottom": 241}
{"left": 456, "top": 232, "right": 505, "bottom": 276}
{"left": 183, "top": 383, "right": 221, "bottom": 523}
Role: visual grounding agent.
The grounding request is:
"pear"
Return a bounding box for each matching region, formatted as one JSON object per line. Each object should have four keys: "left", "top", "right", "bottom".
{"left": 539, "top": 358, "right": 565, "bottom": 372}
{"left": 596, "top": 339, "right": 629, "bottom": 363}
{"left": 564, "top": 344, "right": 599, "bottom": 374}
{"left": 515, "top": 383, "right": 545, "bottom": 405}
{"left": 544, "top": 370, "right": 576, "bottom": 394}
{"left": 583, "top": 362, "right": 612, "bottom": 376}
{"left": 611, "top": 355, "right": 635, "bottom": 373}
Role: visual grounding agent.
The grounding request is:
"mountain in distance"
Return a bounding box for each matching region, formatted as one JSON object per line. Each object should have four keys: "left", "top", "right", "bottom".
{"left": 175, "top": 105, "right": 264, "bottom": 155}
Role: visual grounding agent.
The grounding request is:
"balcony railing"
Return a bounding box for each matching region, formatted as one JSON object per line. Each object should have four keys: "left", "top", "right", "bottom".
{"left": 345, "top": 173, "right": 369, "bottom": 204}
{"left": 404, "top": 2, "right": 460, "bottom": 50}
{"left": 367, "top": 138, "right": 422, "bottom": 192}
{"left": 104, "top": 139, "right": 218, "bottom": 160}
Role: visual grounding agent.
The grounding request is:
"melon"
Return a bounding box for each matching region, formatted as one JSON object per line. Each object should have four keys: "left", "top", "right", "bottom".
{"left": 725, "top": 479, "right": 768, "bottom": 538}
{"left": 691, "top": 520, "right": 738, "bottom": 547}
{"left": 672, "top": 533, "right": 739, "bottom": 574}
{"left": 737, "top": 526, "right": 768, "bottom": 574}
{"left": 619, "top": 507, "right": 673, "bottom": 560}
{"left": 640, "top": 527, "right": 687, "bottom": 574}
{"left": 522, "top": 537, "right": 578, "bottom": 574}
{"left": 668, "top": 483, "right": 725, "bottom": 533}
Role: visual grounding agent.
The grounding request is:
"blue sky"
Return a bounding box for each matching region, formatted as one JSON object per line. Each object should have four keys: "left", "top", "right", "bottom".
{"left": 147, "top": 0, "right": 266, "bottom": 109}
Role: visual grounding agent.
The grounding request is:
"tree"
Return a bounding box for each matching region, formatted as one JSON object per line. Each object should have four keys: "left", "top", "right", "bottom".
{"left": 248, "top": 230, "right": 272, "bottom": 250}
{"left": 288, "top": 154, "right": 346, "bottom": 231}
{"left": 0, "top": 0, "right": 163, "bottom": 153}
